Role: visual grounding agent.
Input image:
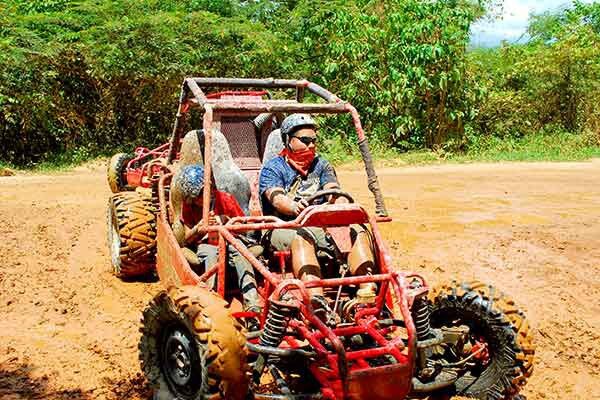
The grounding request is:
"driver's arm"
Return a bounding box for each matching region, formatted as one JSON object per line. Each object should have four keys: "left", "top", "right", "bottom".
{"left": 260, "top": 160, "right": 306, "bottom": 217}
{"left": 264, "top": 187, "right": 307, "bottom": 216}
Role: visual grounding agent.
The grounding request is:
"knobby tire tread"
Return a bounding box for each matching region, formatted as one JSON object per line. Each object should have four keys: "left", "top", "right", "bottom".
{"left": 429, "top": 281, "right": 535, "bottom": 400}
{"left": 107, "top": 153, "right": 131, "bottom": 193}
{"left": 108, "top": 192, "right": 156, "bottom": 278}
{"left": 139, "top": 286, "right": 248, "bottom": 400}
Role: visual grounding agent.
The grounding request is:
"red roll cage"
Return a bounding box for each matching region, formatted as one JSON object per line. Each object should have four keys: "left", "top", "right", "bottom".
{"left": 153, "top": 78, "right": 425, "bottom": 399}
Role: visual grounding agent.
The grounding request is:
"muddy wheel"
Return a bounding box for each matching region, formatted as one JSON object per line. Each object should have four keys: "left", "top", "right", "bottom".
{"left": 107, "top": 152, "right": 132, "bottom": 193}
{"left": 139, "top": 286, "right": 249, "bottom": 400}
{"left": 107, "top": 192, "right": 156, "bottom": 279}
{"left": 429, "top": 281, "right": 535, "bottom": 400}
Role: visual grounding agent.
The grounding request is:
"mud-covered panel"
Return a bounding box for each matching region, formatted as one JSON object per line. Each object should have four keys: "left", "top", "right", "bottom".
{"left": 156, "top": 217, "right": 200, "bottom": 287}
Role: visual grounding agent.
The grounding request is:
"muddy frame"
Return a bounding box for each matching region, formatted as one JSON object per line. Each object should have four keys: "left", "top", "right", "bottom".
{"left": 155, "top": 77, "right": 426, "bottom": 399}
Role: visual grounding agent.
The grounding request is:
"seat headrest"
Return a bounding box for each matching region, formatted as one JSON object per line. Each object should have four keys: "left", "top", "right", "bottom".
{"left": 262, "top": 129, "right": 284, "bottom": 165}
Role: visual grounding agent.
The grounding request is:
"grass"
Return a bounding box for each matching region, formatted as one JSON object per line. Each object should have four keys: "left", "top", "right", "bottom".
{"left": 451, "top": 130, "right": 600, "bottom": 163}
{"left": 2, "top": 131, "right": 599, "bottom": 173}
{"left": 330, "top": 130, "right": 600, "bottom": 168}
{"left": 0, "top": 147, "right": 110, "bottom": 174}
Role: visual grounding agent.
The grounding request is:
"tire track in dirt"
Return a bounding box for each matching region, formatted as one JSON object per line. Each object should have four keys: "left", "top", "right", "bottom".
{"left": 1, "top": 161, "right": 599, "bottom": 399}
{"left": 0, "top": 171, "right": 153, "bottom": 399}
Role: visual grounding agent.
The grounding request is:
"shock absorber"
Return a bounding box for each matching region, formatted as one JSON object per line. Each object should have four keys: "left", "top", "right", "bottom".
{"left": 259, "top": 299, "right": 297, "bottom": 347}
{"left": 409, "top": 280, "right": 442, "bottom": 377}
{"left": 412, "top": 294, "right": 433, "bottom": 341}
{"left": 253, "top": 298, "right": 298, "bottom": 381}
{"left": 409, "top": 279, "right": 433, "bottom": 341}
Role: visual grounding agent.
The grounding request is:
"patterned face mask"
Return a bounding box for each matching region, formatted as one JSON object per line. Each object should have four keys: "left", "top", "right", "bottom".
{"left": 279, "top": 147, "right": 316, "bottom": 177}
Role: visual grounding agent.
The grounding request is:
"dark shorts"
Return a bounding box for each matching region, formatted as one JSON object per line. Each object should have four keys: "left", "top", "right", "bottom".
{"left": 264, "top": 227, "right": 334, "bottom": 257}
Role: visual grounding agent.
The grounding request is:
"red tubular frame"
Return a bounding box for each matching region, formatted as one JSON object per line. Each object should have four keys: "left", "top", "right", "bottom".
{"left": 122, "top": 89, "right": 267, "bottom": 190}
{"left": 157, "top": 169, "right": 421, "bottom": 398}
{"left": 167, "top": 77, "right": 390, "bottom": 218}
{"left": 124, "top": 142, "right": 172, "bottom": 188}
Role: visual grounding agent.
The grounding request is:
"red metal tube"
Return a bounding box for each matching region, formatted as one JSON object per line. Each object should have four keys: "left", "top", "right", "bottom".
{"left": 198, "top": 261, "right": 218, "bottom": 283}
{"left": 296, "top": 303, "right": 348, "bottom": 388}
{"left": 217, "top": 235, "right": 226, "bottom": 297}
{"left": 369, "top": 215, "right": 393, "bottom": 274}
{"left": 390, "top": 273, "right": 416, "bottom": 369}
{"left": 288, "top": 320, "right": 328, "bottom": 356}
{"left": 201, "top": 107, "right": 213, "bottom": 230}
{"left": 225, "top": 215, "right": 282, "bottom": 225}
{"left": 270, "top": 278, "right": 311, "bottom": 306}
{"left": 211, "top": 102, "right": 347, "bottom": 114}
{"left": 303, "top": 273, "right": 392, "bottom": 288}
{"left": 345, "top": 346, "right": 397, "bottom": 361}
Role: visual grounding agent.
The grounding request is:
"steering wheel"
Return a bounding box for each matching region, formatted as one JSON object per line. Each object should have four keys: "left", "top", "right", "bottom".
{"left": 305, "top": 189, "right": 355, "bottom": 205}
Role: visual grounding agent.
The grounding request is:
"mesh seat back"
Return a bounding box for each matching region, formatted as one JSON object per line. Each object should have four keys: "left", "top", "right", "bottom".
{"left": 220, "top": 116, "right": 262, "bottom": 171}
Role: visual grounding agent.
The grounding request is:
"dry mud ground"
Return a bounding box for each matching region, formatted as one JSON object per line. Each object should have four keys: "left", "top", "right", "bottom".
{"left": 1, "top": 161, "right": 599, "bottom": 400}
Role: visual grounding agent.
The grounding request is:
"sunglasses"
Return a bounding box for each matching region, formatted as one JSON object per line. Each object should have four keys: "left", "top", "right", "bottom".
{"left": 293, "top": 136, "right": 317, "bottom": 145}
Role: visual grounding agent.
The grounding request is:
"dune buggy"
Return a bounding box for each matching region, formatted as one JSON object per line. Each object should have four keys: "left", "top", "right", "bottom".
{"left": 107, "top": 77, "right": 534, "bottom": 399}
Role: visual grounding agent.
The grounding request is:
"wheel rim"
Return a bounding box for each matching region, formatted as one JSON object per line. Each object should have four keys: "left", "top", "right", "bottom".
{"left": 108, "top": 205, "right": 121, "bottom": 272}
{"left": 431, "top": 309, "right": 510, "bottom": 394}
{"left": 161, "top": 324, "right": 201, "bottom": 398}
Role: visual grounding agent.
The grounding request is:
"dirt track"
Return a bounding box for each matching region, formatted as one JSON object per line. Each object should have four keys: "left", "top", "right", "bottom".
{"left": 1, "top": 161, "right": 599, "bottom": 400}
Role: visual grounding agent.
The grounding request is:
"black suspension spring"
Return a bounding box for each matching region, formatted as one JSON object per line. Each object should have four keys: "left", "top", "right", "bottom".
{"left": 151, "top": 176, "right": 160, "bottom": 210}
{"left": 253, "top": 298, "right": 298, "bottom": 382}
{"left": 259, "top": 299, "right": 298, "bottom": 348}
{"left": 412, "top": 295, "right": 433, "bottom": 341}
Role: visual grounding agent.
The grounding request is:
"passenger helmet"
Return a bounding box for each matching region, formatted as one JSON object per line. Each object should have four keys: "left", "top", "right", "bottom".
{"left": 176, "top": 164, "right": 204, "bottom": 200}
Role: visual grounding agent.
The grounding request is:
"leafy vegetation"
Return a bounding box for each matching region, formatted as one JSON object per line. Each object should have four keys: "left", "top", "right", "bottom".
{"left": 468, "top": 2, "right": 600, "bottom": 142}
{"left": 0, "top": 0, "right": 598, "bottom": 167}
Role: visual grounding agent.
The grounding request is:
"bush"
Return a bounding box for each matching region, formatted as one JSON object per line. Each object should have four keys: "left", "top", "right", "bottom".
{"left": 0, "top": 1, "right": 284, "bottom": 166}
{"left": 0, "top": 0, "right": 486, "bottom": 166}
{"left": 1, "top": 0, "right": 597, "bottom": 167}
{"left": 467, "top": 2, "right": 600, "bottom": 142}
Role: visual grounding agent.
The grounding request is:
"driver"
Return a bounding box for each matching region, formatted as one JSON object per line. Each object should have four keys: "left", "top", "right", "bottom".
{"left": 171, "top": 164, "right": 260, "bottom": 317}
{"left": 259, "top": 114, "right": 375, "bottom": 311}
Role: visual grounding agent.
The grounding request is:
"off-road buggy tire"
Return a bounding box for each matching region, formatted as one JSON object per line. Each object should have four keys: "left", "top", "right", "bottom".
{"left": 429, "top": 281, "right": 535, "bottom": 400}
{"left": 107, "top": 192, "right": 156, "bottom": 279}
{"left": 107, "top": 152, "right": 132, "bottom": 193}
{"left": 139, "top": 286, "right": 249, "bottom": 400}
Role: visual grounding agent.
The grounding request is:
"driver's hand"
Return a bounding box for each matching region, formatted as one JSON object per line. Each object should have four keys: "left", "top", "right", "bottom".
{"left": 293, "top": 199, "right": 308, "bottom": 215}
{"left": 298, "top": 199, "right": 309, "bottom": 208}
{"left": 332, "top": 195, "right": 349, "bottom": 204}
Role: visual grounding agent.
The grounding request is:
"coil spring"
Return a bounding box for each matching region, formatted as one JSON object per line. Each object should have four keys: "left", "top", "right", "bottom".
{"left": 151, "top": 176, "right": 160, "bottom": 210}
{"left": 259, "top": 300, "right": 297, "bottom": 348}
{"left": 412, "top": 295, "right": 433, "bottom": 341}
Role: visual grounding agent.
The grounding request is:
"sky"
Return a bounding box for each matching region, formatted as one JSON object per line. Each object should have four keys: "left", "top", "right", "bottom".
{"left": 470, "top": 0, "right": 598, "bottom": 47}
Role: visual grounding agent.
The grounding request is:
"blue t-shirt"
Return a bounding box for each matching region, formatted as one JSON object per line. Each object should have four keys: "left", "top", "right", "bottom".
{"left": 259, "top": 155, "right": 339, "bottom": 217}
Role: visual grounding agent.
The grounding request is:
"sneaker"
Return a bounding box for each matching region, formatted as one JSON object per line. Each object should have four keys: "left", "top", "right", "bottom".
{"left": 244, "top": 305, "right": 262, "bottom": 332}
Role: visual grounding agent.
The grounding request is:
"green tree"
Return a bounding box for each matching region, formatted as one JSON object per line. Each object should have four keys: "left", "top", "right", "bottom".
{"left": 470, "top": 1, "right": 600, "bottom": 139}
{"left": 276, "top": 0, "right": 487, "bottom": 149}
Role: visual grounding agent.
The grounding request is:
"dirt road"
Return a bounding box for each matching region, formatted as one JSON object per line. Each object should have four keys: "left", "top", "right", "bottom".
{"left": 1, "top": 161, "right": 599, "bottom": 399}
